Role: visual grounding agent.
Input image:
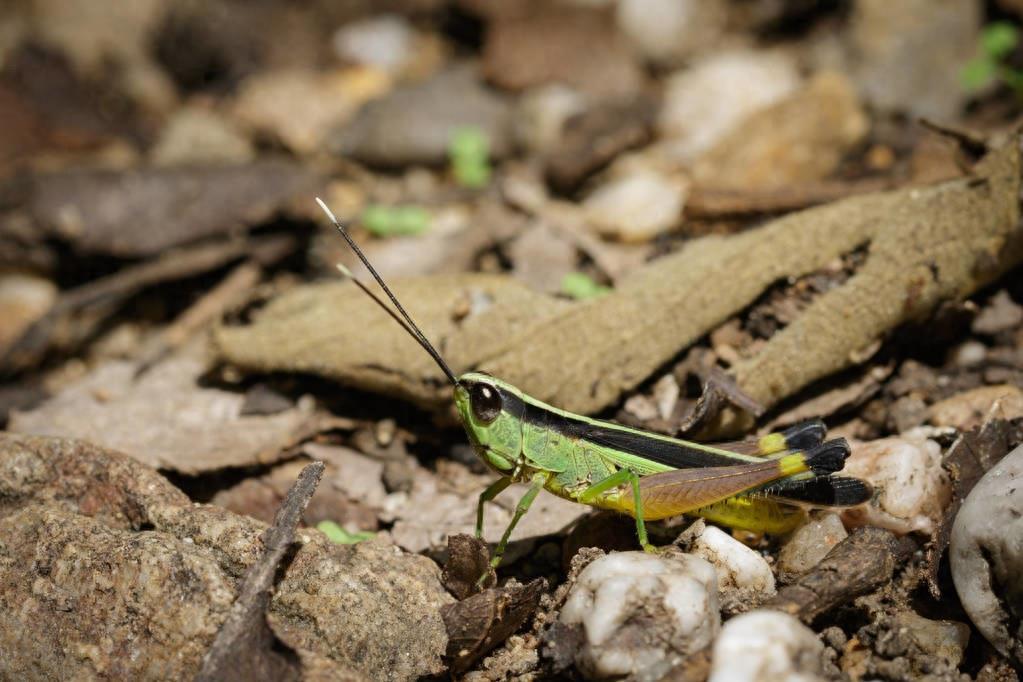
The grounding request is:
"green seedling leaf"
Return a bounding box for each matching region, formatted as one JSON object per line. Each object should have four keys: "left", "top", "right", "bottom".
{"left": 449, "top": 127, "right": 492, "bottom": 189}
{"left": 317, "top": 520, "right": 375, "bottom": 544}
{"left": 961, "top": 57, "right": 997, "bottom": 91}
{"left": 453, "top": 159, "right": 491, "bottom": 189}
{"left": 561, "top": 272, "right": 611, "bottom": 300}
{"left": 981, "top": 21, "right": 1019, "bottom": 60}
{"left": 361, "top": 204, "right": 431, "bottom": 237}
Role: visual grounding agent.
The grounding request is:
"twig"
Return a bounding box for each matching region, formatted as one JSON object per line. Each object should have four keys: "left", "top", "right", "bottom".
{"left": 134, "top": 260, "right": 262, "bottom": 377}
{"left": 196, "top": 460, "right": 325, "bottom": 682}
{"left": 1, "top": 234, "right": 294, "bottom": 374}
{"left": 764, "top": 527, "right": 915, "bottom": 623}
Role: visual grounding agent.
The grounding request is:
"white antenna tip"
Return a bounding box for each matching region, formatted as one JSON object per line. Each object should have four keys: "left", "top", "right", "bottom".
{"left": 335, "top": 262, "right": 354, "bottom": 278}
{"left": 315, "top": 197, "right": 339, "bottom": 224}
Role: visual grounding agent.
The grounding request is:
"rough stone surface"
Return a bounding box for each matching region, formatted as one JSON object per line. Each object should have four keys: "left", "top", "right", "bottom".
{"left": 0, "top": 433, "right": 453, "bottom": 681}
{"left": 951, "top": 442, "right": 1023, "bottom": 666}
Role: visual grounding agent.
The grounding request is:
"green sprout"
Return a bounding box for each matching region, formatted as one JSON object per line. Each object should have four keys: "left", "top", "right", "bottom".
{"left": 561, "top": 272, "right": 611, "bottom": 300}
{"left": 361, "top": 204, "right": 431, "bottom": 237}
{"left": 961, "top": 21, "right": 1023, "bottom": 94}
{"left": 317, "top": 520, "right": 375, "bottom": 545}
{"left": 448, "top": 127, "right": 492, "bottom": 189}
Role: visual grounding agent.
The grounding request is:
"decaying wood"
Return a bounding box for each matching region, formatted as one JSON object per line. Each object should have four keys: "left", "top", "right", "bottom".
{"left": 215, "top": 134, "right": 1023, "bottom": 422}
{"left": 764, "top": 527, "right": 915, "bottom": 623}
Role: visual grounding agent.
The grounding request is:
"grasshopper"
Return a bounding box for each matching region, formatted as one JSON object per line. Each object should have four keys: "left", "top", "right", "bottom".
{"left": 316, "top": 199, "right": 871, "bottom": 572}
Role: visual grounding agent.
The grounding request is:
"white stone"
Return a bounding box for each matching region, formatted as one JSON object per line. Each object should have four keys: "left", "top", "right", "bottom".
{"left": 616, "top": 0, "right": 727, "bottom": 65}
{"left": 583, "top": 169, "right": 685, "bottom": 242}
{"left": 333, "top": 14, "right": 414, "bottom": 74}
{"left": 709, "top": 610, "right": 824, "bottom": 682}
{"left": 690, "top": 525, "right": 776, "bottom": 606}
{"left": 658, "top": 50, "right": 801, "bottom": 162}
{"left": 951, "top": 443, "right": 1023, "bottom": 666}
{"left": 841, "top": 431, "right": 950, "bottom": 534}
{"left": 560, "top": 552, "right": 719, "bottom": 679}
{"left": 514, "top": 84, "right": 588, "bottom": 154}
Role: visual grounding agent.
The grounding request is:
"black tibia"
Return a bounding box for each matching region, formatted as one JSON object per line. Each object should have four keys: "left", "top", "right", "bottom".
{"left": 804, "top": 439, "right": 851, "bottom": 475}
{"left": 764, "top": 475, "right": 872, "bottom": 507}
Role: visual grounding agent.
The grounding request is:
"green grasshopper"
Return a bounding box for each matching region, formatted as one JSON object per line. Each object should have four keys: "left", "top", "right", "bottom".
{"left": 316, "top": 199, "right": 871, "bottom": 572}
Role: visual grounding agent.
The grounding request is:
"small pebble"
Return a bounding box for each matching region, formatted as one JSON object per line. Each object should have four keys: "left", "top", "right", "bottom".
{"left": 690, "top": 524, "right": 776, "bottom": 609}
{"left": 333, "top": 14, "right": 414, "bottom": 74}
{"left": 615, "top": 0, "right": 726, "bottom": 65}
{"left": 894, "top": 611, "right": 970, "bottom": 669}
{"left": 777, "top": 512, "right": 848, "bottom": 576}
{"left": 582, "top": 168, "right": 685, "bottom": 242}
{"left": 560, "top": 551, "right": 719, "bottom": 680}
{"left": 331, "top": 65, "right": 513, "bottom": 166}
{"left": 841, "top": 431, "right": 950, "bottom": 534}
{"left": 658, "top": 50, "right": 801, "bottom": 162}
{"left": 514, "top": 84, "right": 588, "bottom": 154}
{"left": 0, "top": 274, "right": 58, "bottom": 356}
{"left": 708, "top": 610, "right": 824, "bottom": 682}
{"left": 950, "top": 340, "right": 987, "bottom": 367}
{"left": 951, "top": 442, "right": 1023, "bottom": 666}
{"left": 692, "top": 72, "right": 868, "bottom": 190}
{"left": 150, "top": 105, "right": 254, "bottom": 166}
{"left": 234, "top": 68, "right": 388, "bottom": 155}
{"left": 928, "top": 384, "right": 1023, "bottom": 431}
{"left": 972, "top": 290, "right": 1023, "bottom": 335}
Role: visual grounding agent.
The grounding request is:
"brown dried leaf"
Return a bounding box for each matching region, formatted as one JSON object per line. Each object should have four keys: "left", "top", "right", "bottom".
{"left": 214, "top": 274, "right": 569, "bottom": 407}
{"left": 9, "top": 349, "right": 322, "bottom": 473}
{"left": 30, "top": 159, "right": 320, "bottom": 256}
{"left": 442, "top": 578, "right": 545, "bottom": 673}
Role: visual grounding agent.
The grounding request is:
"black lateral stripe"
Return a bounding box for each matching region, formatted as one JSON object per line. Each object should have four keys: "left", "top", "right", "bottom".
{"left": 763, "top": 475, "right": 872, "bottom": 507}
{"left": 502, "top": 388, "right": 741, "bottom": 469}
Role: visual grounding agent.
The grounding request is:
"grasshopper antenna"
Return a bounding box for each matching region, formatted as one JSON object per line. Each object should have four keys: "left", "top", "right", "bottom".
{"left": 316, "top": 197, "right": 459, "bottom": 386}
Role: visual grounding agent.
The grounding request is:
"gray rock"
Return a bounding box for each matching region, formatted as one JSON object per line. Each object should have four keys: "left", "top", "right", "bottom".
{"left": 847, "top": 0, "right": 981, "bottom": 119}
{"left": 331, "top": 65, "right": 513, "bottom": 166}
{"left": 777, "top": 512, "right": 848, "bottom": 576}
{"left": 950, "top": 442, "right": 1023, "bottom": 666}
{"left": 0, "top": 433, "right": 452, "bottom": 681}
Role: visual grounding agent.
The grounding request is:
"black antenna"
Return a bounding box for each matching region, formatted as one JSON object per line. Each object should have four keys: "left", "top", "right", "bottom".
{"left": 316, "top": 198, "right": 459, "bottom": 385}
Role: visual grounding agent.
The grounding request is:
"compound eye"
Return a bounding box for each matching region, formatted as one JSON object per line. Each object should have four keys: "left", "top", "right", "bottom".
{"left": 469, "top": 383, "right": 502, "bottom": 424}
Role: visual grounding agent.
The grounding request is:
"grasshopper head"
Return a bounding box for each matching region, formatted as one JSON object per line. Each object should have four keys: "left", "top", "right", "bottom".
{"left": 454, "top": 372, "right": 523, "bottom": 474}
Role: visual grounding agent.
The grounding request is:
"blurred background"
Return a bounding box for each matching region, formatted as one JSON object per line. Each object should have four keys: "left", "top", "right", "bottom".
{"left": 0, "top": 0, "right": 1021, "bottom": 407}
